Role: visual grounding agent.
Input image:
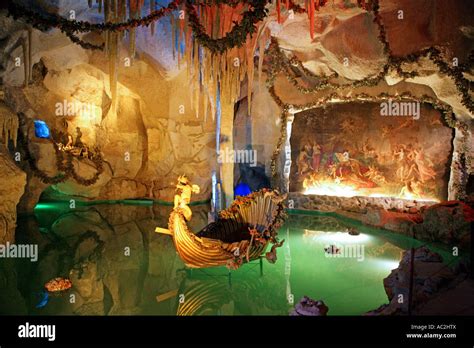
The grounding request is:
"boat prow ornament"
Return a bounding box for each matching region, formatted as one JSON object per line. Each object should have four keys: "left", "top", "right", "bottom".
{"left": 155, "top": 176, "right": 287, "bottom": 269}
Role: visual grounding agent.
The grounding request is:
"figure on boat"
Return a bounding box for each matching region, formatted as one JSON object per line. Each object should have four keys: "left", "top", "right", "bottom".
{"left": 156, "top": 176, "right": 287, "bottom": 270}
{"left": 174, "top": 174, "right": 201, "bottom": 221}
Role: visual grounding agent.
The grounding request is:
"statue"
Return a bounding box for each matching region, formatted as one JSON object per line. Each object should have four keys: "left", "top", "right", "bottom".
{"left": 174, "top": 175, "right": 200, "bottom": 221}
{"left": 65, "top": 134, "right": 73, "bottom": 150}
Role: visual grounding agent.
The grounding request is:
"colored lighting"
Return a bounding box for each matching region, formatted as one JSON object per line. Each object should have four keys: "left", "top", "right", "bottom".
{"left": 235, "top": 182, "right": 252, "bottom": 197}
{"left": 34, "top": 120, "right": 50, "bottom": 139}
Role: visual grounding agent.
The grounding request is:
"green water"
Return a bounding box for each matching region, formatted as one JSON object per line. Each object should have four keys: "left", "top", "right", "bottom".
{"left": 0, "top": 202, "right": 456, "bottom": 316}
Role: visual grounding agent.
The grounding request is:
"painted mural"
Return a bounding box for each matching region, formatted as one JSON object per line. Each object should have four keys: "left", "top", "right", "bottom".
{"left": 289, "top": 103, "right": 453, "bottom": 201}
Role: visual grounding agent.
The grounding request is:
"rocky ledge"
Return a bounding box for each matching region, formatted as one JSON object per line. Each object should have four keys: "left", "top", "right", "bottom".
{"left": 289, "top": 193, "right": 474, "bottom": 249}
{"left": 288, "top": 192, "right": 437, "bottom": 214}
{"left": 366, "top": 247, "right": 473, "bottom": 315}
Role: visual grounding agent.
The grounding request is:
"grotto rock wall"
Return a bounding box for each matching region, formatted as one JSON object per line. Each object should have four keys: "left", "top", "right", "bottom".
{"left": 0, "top": 145, "right": 26, "bottom": 243}
{"left": 0, "top": 0, "right": 473, "bottom": 214}
{"left": 259, "top": 0, "right": 474, "bottom": 195}
{"left": 0, "top": 10, "right": 216, "bottom": 211}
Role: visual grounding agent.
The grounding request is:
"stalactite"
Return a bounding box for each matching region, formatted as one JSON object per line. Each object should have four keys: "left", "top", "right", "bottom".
{"left": 309, "top": 0, "right": 315, "bottom": 39}
{"left": 150, "top": 0, "right": 155, "bottom": 35}
{"left": 88, "top": 0, "right": 92, "bottom": 8}
{"left": 181, "top": 2, "right": 264, "bottom": 121}
{"left": 104, "top": 0, "right": 109, "bottom": 23}
{"left": 258, "top": 28, "right": 270, "bottom": 90}
{"left": 21, "top": 35, "right": 29, "bottom": 87}
{"left": 246, "top": 34, "right": 256, "bottom": 115}
{"left": 28, "top": 28, "right": 32, "bottom": 81}
{"left": 0, "top": 111, "right": 19, "bottom": 148}
{"left": 276, "top": 0, "right": 281, "bottom": 23}
{"left": 170, "top": 15, "right": 176, "bottom": 61}
{"left": 104, "top": 0, "right": 110, "bottom": 53}
{"left": 119, "top": 0, "right": 126, "bottom": 40}
{"left": 129, "top": 0, "right": 144, "bottom": 60}
{"left": 107, "top": 0, "right": 119, "bottom": 115}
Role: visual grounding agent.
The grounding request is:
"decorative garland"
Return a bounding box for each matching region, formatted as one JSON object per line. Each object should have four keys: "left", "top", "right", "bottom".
{"left": 288, "top": 55, "right": 339, "bottom": 80}
{"left": 365, "top": 0, "right": 473, "bottom": 113}
{"left": 18, "top": 127, "right": 104, "bottom": 186}
{"left": 265, "top": 36, "right": 470, "bottom": 198}
{"left": 270, "top": 105, "right": 289, "bottom": 183}
{"left": 267, "top": 90, "right": 470, "bottom": 199}
{"left": 268, "top": 0, "right": 473, "bottom": 114}
{"left": 18, "top": 130, "right": 68, "bottom": 185}
{"left": 7, "top": 0, "right": 180, "bottom": 51}
{"left": 185, "top": 0, "right": 270, "bottom": 53}
{"left": 7, "top": 0, "right": 271, "bottom": 54}
{"left": 65, "top": 151, "right": 105, "bottom": 186}
{"left": 279, "top": 42, "right": 472, "bottom": 115}
{"left": 194, "top": 0, "right": 250, "bottom": 6}
{"left": 7, "top": 1, "right": 180, "bottom": 34}
{"left": 63, "top": 30, "right": 105, "bottom": 51}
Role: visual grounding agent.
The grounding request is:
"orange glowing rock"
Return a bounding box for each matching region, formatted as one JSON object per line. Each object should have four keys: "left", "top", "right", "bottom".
{"left": 44, "top": 277, "right": 72, "bottom": 292}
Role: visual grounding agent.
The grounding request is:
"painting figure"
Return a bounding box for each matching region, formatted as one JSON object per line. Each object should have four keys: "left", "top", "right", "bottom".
{"left": 412, "top": 147, "right": 436, "bottom": 183}
{"left": 311, "top": 142, "right": 322, "bottom": 172}
{"left": 297, "top": 145, "right": 312, "bottom": 177}
{"left": 393, "top": 144, "right": 411, "bottom": 182}
{"left": 399, "top": 179, "right": 424, "bottom": 199}
{"left": 290, "top": 104, "right": 450, "bottom": 201}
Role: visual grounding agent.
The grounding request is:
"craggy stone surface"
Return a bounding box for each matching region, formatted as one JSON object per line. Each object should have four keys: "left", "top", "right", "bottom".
{"left": 413, "top": 201, "right": 474, "bottom": 248}
{"left": 288, "top": 192, "right": 434, "bottom": 213}
{"left": 288, "top": 193, "right": 473, "bottom": 249}
{"left": 366, "top": 247, "right": 473, "bottom": 315}
{"left": 0, "top": 146, "right": 26, "bottom": 244}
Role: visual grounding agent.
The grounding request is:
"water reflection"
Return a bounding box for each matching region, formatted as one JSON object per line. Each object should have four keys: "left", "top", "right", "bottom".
{"left": 0, "top": 203, "right": 414, "bottom": 316}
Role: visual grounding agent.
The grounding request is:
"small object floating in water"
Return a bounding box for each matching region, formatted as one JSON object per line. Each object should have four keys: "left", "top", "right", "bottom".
{"left": 290, "top": 296, "right": 329, "bottom": 316}
{"left": 44, "top": 277, "right": 72, "bottom": 292}
{"left": 347, "top": 227, "right": 360, "bottom": 236}
{"left": 35, "top": 290, "right": 49, "bottom": 309}
{"left": 324, "top": 245, "right": 340, "bottom": 255}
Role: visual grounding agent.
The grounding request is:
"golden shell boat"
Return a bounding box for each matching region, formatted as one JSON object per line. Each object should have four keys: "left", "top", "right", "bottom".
{"left": 158, "top": 186, "right": 287, "bottom": 269}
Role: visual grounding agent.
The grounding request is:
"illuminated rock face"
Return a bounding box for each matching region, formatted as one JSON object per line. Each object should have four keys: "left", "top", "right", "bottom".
{"left": 0, "top": 26, "right": 216, "bottom": 208}
{"left": 0, "top": 0, "right": 472, "bottom": 213}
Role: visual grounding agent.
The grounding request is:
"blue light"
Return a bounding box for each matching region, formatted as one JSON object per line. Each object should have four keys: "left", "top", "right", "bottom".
{"left": 34, "top": 120, "right": 50, "bottom": 139}
{"left": 235, "top": 182, "right": 252, "bottom": 197}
